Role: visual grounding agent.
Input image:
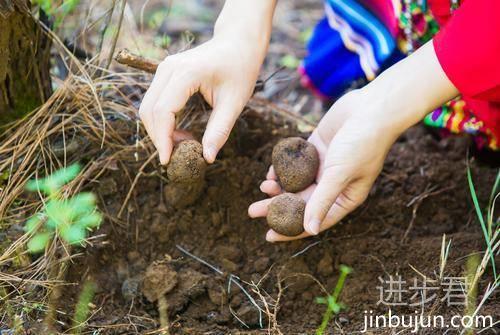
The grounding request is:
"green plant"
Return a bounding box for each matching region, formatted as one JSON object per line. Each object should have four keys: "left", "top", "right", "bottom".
{"left": 72, "top": 280, "right": 97, "bottom": 335}
{"left": 280, "top": 54, "right": 301, "bottom": 70}
{"left": 315, "top": 265, "right": 353, "bottom": 335}
{"left": 32, "top": 0, "right": 80, "bottom": 27}
{"left": 24, "top": 163, "right": 102, "bottom": 253}
{"left": 466, "top": 166, "right": 498, "bottom": 283}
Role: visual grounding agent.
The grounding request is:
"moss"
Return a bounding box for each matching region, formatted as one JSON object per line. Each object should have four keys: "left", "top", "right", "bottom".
{"left": 0, "top": 96, "right": 40, "bottom": 124}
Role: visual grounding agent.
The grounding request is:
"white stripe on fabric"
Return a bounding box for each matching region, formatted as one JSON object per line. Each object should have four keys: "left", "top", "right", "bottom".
{"left": 329, "top": 0, "right": 392, "bottom": 56}
{"left": 324, "top": 3, "right": 378, "bottom": 80}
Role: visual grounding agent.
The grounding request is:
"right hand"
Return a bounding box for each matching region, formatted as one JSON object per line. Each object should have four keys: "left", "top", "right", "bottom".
{"left": 139, "top": 36, "right": 264, "bottom": 165}
{"left": 249, "top": 90, "right": 395, "bottom": 241}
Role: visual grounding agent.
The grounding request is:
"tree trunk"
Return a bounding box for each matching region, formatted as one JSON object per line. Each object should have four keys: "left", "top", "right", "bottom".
{"left": 0, "top": 0, "right": 51, "bottom": 123}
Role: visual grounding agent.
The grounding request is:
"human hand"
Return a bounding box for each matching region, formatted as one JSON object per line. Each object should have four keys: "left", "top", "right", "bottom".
{"left": 248, "top": 90, "right": 398, "bottom": 241}
{"left": 138, "top": 0, "right": 276, "bottom": 165}
{"left": 139, "top": 37, "right": 263, "bottom": 164}
{"left": 249, "top": 41, "right": 459, "bottom": 242}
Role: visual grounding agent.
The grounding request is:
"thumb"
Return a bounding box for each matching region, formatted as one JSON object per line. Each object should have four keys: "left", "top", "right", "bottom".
{"left": 202, "top": 94, "right": 243, "bottom": 163}
{"left": 303, "top": 166, "right": 351, "bottom": 235}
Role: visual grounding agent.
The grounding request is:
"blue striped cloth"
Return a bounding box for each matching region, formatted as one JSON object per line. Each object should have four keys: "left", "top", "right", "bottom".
{"left": 300, "top": 0, "right": 401, "bottom": 99}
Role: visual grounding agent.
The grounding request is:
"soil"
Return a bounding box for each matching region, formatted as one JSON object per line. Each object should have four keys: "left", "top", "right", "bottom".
{"left": 58, "top": 110, "right": 498, "bottom": 334}
{"left": 272, "top": 137, "right": 320, "bottom": 192}
{"left": 267, "top": 193, "right": 305, "bottom": 236}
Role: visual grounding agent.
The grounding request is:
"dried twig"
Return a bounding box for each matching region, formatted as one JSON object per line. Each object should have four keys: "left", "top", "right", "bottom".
{"left": 402, "top": 185, "right": 455, "bottom": 242}
{"left": 175, "top": 245, "right": 264, "bottom": 328}
{"left": 115, "top": 48, "right": 159, "bottom": 74}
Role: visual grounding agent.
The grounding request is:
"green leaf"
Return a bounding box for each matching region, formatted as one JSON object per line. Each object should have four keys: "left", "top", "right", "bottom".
{"left": 45, "top": 200, "right": 72, "bottom": 228}
{"left": 67, "top": 193, "right": 96, "bottom": 217}
{"left": 46, "top": 218, "right": 58, "bottom": 230}
{"left": 339, "top": 265, "right": 353, "bottom": 275}
{"left": 331, "top": 303, "right": 342, "bottom": 314}
{"left": 26, "top": 163, "right": 81, "bottom": 195}
{"left": 60, "top": 225, "right": 86, "bottom": 245}
{"left": 26, "top": 179, "right": 48, "bottom": 194}
{"left": 76, "top": 212, "right": 102, "bottom": 229}
{"left": 467, "top": 166, "right": 497, "bottom": 280}
{"left": 280, "top": 54, "right": 300, "bottom": 69}
{"left": 32, "top": 0, "right": 53, "bottom": 15}
{"left": 27, "top": 232, "right": 51, "bottom": 253}
{"left": 45, "top": 163, "right": 81, "bottom": 192}
{"left": 59, "top": 0, "right": 80, "bottom": 16}
{"left": 315, "top": 297, "right": 327, "bottom": 304}
{"left": 24, "top": 214, "right": 43, "bottom": 233}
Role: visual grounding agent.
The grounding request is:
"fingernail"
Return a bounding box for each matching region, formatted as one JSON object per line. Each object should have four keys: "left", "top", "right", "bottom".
{"left": 307, "top": 219, "right": 321, "bottom": 235}
{"left": 266, "top": 231, "right": 276, "bottom": 242}
{"left": 205, "top": 146, "right": 217, "bottom": 163}
{"left": 159, "top": 153, "right": 167, "bottom": 165}
{"left": 247, "top": 204, "right": 255, "bottom": 218}
{"left": 259, "top": 182, "right": 266, "bottom": 192}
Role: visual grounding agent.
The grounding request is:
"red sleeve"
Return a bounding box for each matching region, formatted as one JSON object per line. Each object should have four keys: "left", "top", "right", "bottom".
{"left": 433, "top": 0, "right": 500, "bottom": 102}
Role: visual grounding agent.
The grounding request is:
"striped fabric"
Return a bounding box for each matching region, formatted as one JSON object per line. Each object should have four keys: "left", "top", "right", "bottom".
{"left": 300, "top": 0, "right": 398, "bottom": 99}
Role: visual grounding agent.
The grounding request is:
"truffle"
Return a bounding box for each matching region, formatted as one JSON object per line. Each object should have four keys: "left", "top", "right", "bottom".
{"left": 266, "top": 193, "right": 305, "bottom": 236}
{"left": 272, "top": 137, "right": 319, "bottom": 192}
{"left": 167, "top": 140, "right": 206, "bottom": 183}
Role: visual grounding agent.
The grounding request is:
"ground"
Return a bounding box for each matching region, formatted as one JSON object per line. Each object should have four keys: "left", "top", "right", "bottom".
{"left": 60, "top": 112, "right": 498, "bottom": 334}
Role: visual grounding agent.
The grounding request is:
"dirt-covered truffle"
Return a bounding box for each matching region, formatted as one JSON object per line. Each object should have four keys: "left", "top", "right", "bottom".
{"left": 142, "top": 263, "right": 178, "bottom": 302}
{"left": 167, "top": 140, "right": 206, "bottom": 183}
{"left": 272, "top": 137, "right": 319, "bottom": 192}
{"left": 266, "top": 193, "right": 305, "bottom": 236}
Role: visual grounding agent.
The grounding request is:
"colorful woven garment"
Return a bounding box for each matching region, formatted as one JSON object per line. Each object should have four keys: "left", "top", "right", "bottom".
{"left": 300, "top": 0, "right": 498, "bottom": 151}
{"left": 424, "top": 99, "right": 498, "bottom": 150}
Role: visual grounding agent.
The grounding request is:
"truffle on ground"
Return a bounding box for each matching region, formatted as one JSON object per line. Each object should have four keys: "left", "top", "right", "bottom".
{"left": 167, "top": 140, "right": 206, "bottom": 183}
{"left": 142, "top": 263, "right": 178, "bottom": 302}
{"left": 266, "top": 193, "right": 305, "bottom": 236}
{"left": 272, "top": 137, "right": 319, "bottom": 192}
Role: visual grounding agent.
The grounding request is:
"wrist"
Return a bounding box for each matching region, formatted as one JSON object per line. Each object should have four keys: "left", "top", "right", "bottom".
{"left": 360, "top": 41, "right": 459, "bottom": 136}
{"left": 213, "top": 0, "right": 275, "bottom": 55}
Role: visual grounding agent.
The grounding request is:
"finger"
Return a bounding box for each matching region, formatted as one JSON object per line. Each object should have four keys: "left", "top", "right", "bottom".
{"left": 202, "top": 94, "right": 243, "bottom": 163}
{"left": 305, "top": 182, "right": 371, "bottom": 239}
{"left": 260, "top": 180, "right": 281, "bottom": 196}
{"left": 266, "top": 166, "right": 277, "bottom": 180}
{"left": 267, "top": 191, "right": 364, "bottom": 243}
{"left": 266, "top": 229, "right": 311, "bottom": 242}
{"left": 303, "top": 167, "right": 350, "bottom": 235}
{"left": 152, "top": 72, "right": 198, "bottom": 164}
{"left": 139, "top": 61, "right": 174, "bottom": 146}
{"left": 152, "top": 111, "right": 175, "bottom": 165}
{"left": 248, "top": 184, "right": 316, "bottom": 219}
{"left": 248, "top": 198, "right": 273, "bottom": 218}
{"left": 307, "top": 131, "right": 327, "bottom": 181}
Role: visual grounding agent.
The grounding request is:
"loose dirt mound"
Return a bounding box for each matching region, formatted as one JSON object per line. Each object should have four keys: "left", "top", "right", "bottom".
{"left": 57, "top": 110, "right": 497, "bottom": 334}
